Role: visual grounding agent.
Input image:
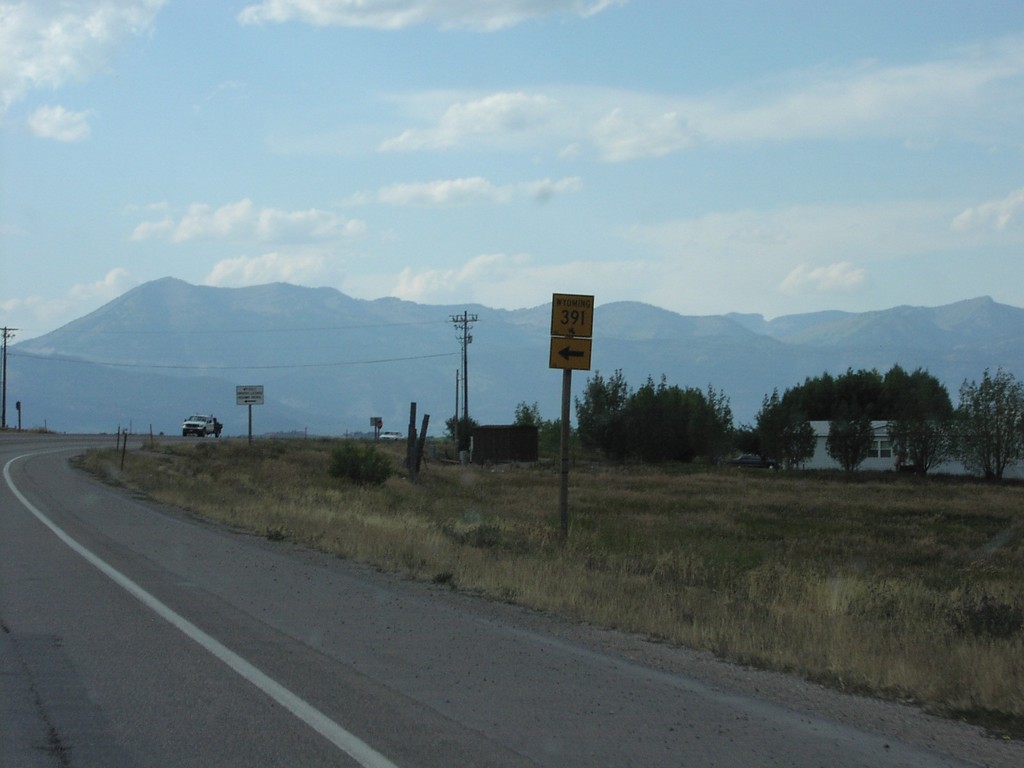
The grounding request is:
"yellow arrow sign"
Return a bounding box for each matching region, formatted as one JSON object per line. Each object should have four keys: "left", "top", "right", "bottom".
{"left": 549, "top": 337, "right": 592, "bottom": 370}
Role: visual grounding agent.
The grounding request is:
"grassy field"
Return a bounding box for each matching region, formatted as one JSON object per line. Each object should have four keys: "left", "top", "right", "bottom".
{"left": 79, "top": 437, "right": 1024, "bottom": 737}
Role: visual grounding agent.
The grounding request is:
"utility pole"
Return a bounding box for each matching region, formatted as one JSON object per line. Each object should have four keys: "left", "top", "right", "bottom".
{"left": 449, "top": 311, "right": 478, "bottom": 451}
{"left": 1, "top": 327, "right": 16, "bottom": 430}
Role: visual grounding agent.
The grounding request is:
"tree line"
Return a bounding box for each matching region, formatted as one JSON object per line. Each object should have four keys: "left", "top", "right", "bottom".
{"left": 512, "top": 365, "right": 1024, "bottom": 479}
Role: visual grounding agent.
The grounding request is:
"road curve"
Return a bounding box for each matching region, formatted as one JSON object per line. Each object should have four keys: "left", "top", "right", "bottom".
{"left": 1, "top": 433, "right": 1021, "bottom": 767}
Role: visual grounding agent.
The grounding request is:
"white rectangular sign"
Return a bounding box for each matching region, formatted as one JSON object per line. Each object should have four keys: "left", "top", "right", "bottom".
{"left": 236, "top": 384, "right": 265, "bottom": 405}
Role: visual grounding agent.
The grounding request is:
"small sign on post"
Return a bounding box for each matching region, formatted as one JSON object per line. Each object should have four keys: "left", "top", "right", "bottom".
{"left": 236, "top": 385, "right": 264, "bottom": 445}
{"left": 549, "top": 293, "right": 595, "bottom": 540}
{"left": 236, "top": 385, "right": 265, "bottom": 406}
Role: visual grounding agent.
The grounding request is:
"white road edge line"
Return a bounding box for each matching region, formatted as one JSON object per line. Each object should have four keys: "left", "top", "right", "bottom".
{"left": 3, "top": 452, "right": 400, "bottom": 768}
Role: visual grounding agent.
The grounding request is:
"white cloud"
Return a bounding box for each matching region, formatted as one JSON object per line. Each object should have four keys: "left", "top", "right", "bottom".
{"left": 374, "top": 198, "right": 973, "bottom": 315}
{"left": 631, "top": 200, "right": 956, "bottom": 264}
{"left": 27, "top": 104, "right": 91, "bottom": 141}
{"left": 131, "top": 200, "right": 363, "bottom": 244}
{"left": 0, "top": 268, "right": 138, "bottom": 337}
{"left": 381, "top": 248, "right": 868, "bottom": 323}
{"left": 68, "top": 267, "right": 138, "bottom": 301}
{"left": 596, "top": 40, "right": 1024, "bottom": 159}
{"left": 591, "top": 107, "right": 701, "bottom": 161}
{"left": 129, "top": 217, "right": 174, "bottom": 240}
{"left": 0, "top": 0, "right": 166, "bottom": 112}
{"left": 375, "top": 176, "right": 581, "bottom": 206}
{"left": 0, "top": 294, "right": 72, "bottom": 336}
{"left": 256, "top": 207, "right": 366, "bottom": 241}
{"left": 780, "top": 262, "right": 867, "bottom": 296}
{"left": 238, "top": 0, "right": 624, "bottom": 31}
{"left": 377, "top": 38, "right": 1024, "bottom": 161}
{"left": 392, "top": 252, "right": 533, "bottom": 303}
{"left": 380, "top": 92, "right": 558, "bottom": 152}
{"left": 204, "top": 251, "right": 332, "bottom": 287}
{"left": 173, "top": 199, "right": 254, "bottom": 242}
{"left": 384, "top": 252, "right": 660, "bottom": 312}
{"left": 379, "top": 177, "right": 505, "bottom": 206}
{"left": 951, "top": 188, "right": 1024, "bottom": 232}
{"left": 623, "top": 199, "right": 963, "bottom": 314}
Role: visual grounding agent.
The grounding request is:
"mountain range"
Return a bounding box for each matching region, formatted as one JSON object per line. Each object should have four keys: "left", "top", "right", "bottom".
{"left": 7, "top": 278, "right": 1024, "bottom": 437}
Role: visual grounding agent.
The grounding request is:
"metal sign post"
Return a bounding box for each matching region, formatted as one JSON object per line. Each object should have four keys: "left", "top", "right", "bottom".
{"left": 559, "top": 368, "right": 572, "bottom": 537}
{"left": 549, "top": 294, "right": 594, "bottom": 540}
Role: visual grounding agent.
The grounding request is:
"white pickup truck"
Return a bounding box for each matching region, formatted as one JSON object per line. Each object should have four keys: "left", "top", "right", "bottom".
{"left": 181, "top": 414, "right": 222, "bottom": 437}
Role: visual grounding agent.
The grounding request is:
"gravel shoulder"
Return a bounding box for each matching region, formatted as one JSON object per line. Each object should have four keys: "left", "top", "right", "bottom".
{"left": 331, "top": 548, "right": 1024, "bottom": 768}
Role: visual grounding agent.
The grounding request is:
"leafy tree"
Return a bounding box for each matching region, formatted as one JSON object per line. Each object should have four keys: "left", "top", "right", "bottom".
{"left": 536, "top": 418, "right": 565, "bottom": 458}
{"left": 788, "top": 371, "right": 835, "bottom": 420}
{"left": 826, "top": 405, "right": 874, "bottom": 472}
{"left": 693, "top": 384, "right": 734, "bottom": 464}
{"left": 575, "top": 369, "right": 630, "bottom": 459}
{"left": 621, "top": 376, "right": 672, "bottom": 462}
{"left": 576, "top": 372, "right": 734, "bottom": 464}
{"left": 513, "top": 402, "right": 564, "bottom": 458}
{"left": 620, "top": 376, "right": 697, "bottom": 462}
{"left": 884, "top": 366, "right": 953, "bottom": 474}
{"left": 733, "top": 423, "right": 760, "bottom": 455}
{"left": 887, "top": 419, "right": 951, "bottom": 474}
{"left": 788, "top": 366, "right": 928, "bottom": 421}
{"left": 445, "top": 415, "right": 479, "bottom": 452}
{"left": 954, "top": 367, "right": 1024, "bottom": 479}
{"left": 756, "top": 389, "right": 816, "bottom": 468}
{"left": 883, "top": 366, "right": 952, "bottom": 418}
{"left": 832, "top": 368, "right": 886, "bottom": 419}
{"left": 514, "top": 401, "right": 542, "bottom": 427}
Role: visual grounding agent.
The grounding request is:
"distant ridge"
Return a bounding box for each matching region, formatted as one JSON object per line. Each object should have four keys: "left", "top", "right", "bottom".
{"left": 752, "top": 296, "right": 1021, "bottom": 348}
{"left": 10, "top": 280, "right": 1024, "bottom": 435}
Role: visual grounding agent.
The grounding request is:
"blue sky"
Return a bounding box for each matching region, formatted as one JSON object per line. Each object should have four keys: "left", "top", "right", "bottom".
{"left": 3, "top": 0, "right": 1024, "bottom": 340}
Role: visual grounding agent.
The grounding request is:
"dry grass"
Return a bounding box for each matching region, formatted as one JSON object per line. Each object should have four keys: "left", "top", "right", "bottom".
{"left": 79, "top": 438, "right": 1024, "bottom": 737}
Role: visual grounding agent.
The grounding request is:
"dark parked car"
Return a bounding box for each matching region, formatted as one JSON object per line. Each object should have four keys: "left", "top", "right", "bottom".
{"left": 727, "top": 454, "right": 778, "bottom": 469}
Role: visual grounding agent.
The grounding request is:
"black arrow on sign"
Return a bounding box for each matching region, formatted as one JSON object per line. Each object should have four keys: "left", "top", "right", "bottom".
{"left": 558, "top": 345, "right": 586, "bottom": 361}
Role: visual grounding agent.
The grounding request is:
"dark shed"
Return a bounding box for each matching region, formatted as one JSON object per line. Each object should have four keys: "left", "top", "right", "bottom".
{"left": 472, "top": 425, "right": 539, "bottom": 464}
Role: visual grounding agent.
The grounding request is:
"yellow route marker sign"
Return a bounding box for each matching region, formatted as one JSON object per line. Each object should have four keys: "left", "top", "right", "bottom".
{"left": 550, "top": 293, "right": 594, "bottom": 339}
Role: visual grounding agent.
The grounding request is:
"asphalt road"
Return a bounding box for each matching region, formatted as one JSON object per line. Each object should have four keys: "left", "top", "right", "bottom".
{"left": 2, "top": 433, "right": 1021, "bottom": 767}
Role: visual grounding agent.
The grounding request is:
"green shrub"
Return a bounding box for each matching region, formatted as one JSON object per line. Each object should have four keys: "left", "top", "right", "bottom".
{"left": 329, "top": 443, "right": 393, "bottom": 486}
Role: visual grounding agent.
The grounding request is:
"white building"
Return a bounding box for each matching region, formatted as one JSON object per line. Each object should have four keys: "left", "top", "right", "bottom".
{"left": 803, "top": 421, "right": 1024, "bottom": 478}
{"left": 805, "top": 421, "right": 895, "bottom": 472}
